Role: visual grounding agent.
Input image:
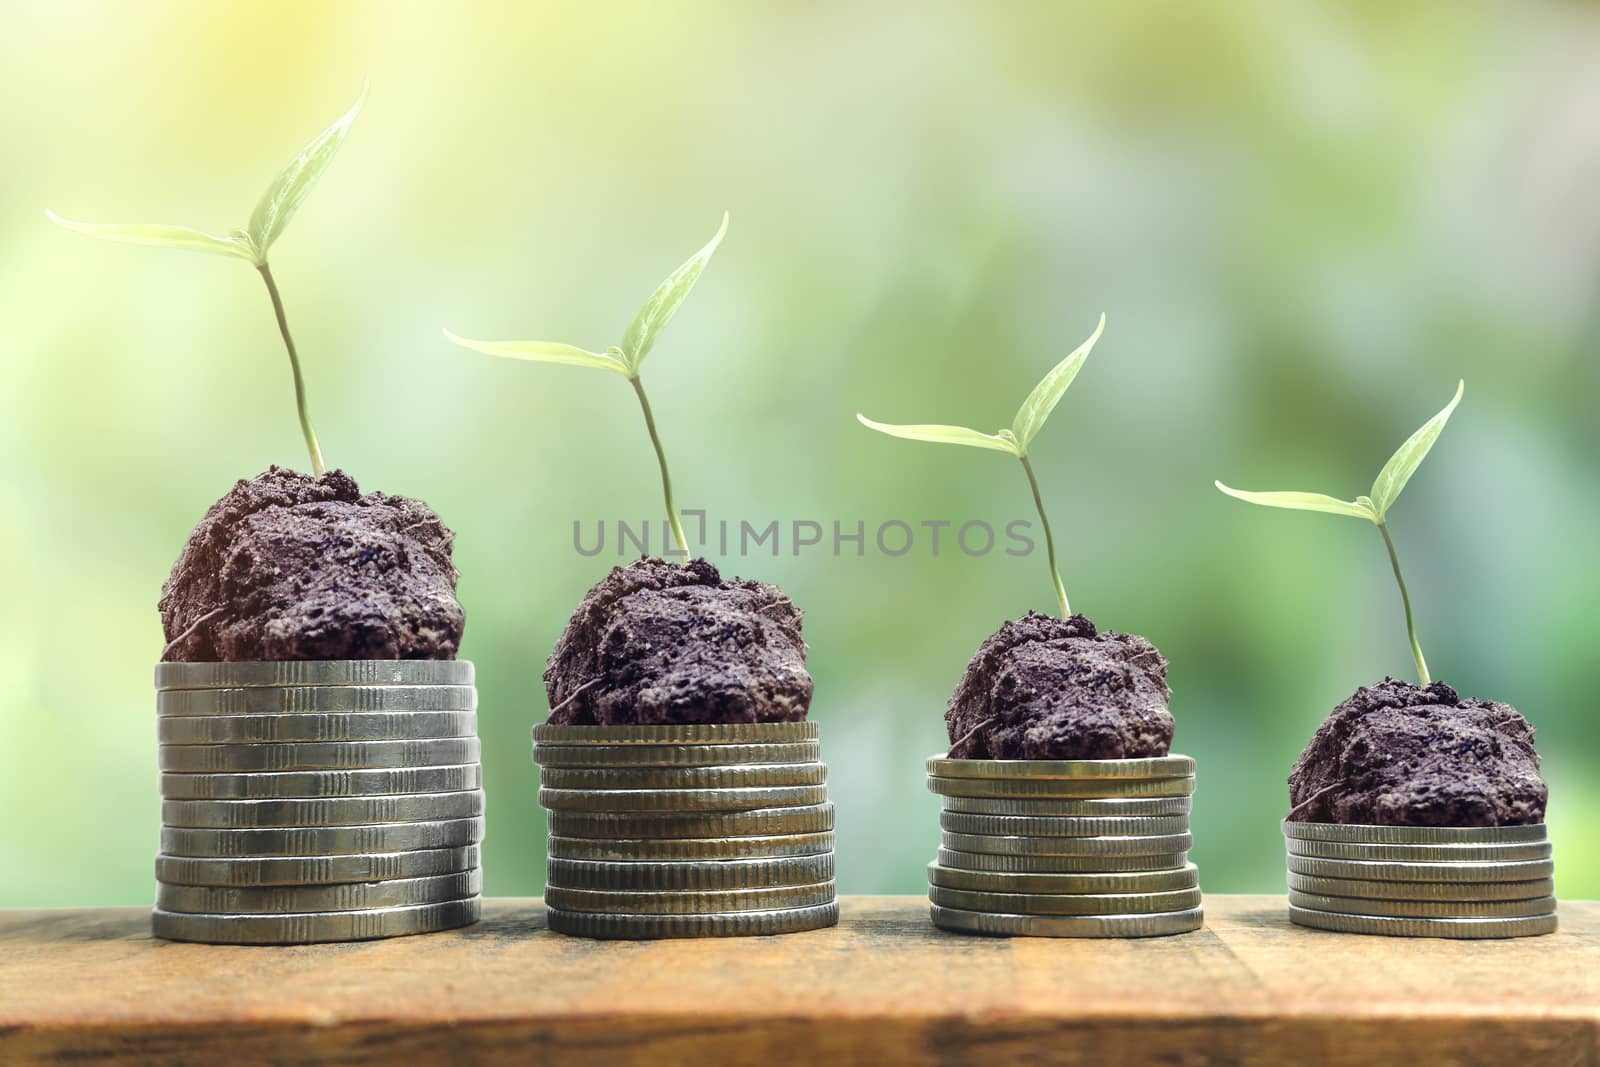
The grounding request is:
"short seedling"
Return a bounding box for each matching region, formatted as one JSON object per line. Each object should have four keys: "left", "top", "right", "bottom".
{"left": 445, "top": 214, "right": 728, "bottom": 559}
{"left": 857, "top": 314, "right": 1106, "bottom": 618}
{"left": 1215, "top": 380, "right": 1464, "bottom": 686}
{"left": 47, "top": 87, "right": 367, "bottom": 478}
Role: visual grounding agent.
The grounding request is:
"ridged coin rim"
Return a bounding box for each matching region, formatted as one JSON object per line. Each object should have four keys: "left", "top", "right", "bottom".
{"left": 1287, "top": 903, "right": 1557, "bottom": 939}
{"left": 1281, "top": 820, "right": 1547, "bottom": 845}
{"left": 548, "top": 832, "right": 835, "bottom": 862}
{"left": 151, "top": 897, "right": 481, "bottom": 944}
{"left": 929, "top": 884, "right": 1203, "bottom": 916}
{"left": 927, "top": 861, "right": 1200, "bottom": 895}
{"left": 154, "top": 845, "right": 479, "bottom": 888}
{"left": 539, "top": 784, "right": 828, "bottom": 813}
{"left": 534, "top": 742, "right": 820, "bottom": 768}
{"left": 159, "top": 817, "right": 485, "bottom": 858}
{"left": 1285, "top": 872, "right": 1555, "bottom": 902}
{"left": 532, "top": 723, "right": 818, "bottom": 745}
{"left": 158, "top": 686, "right": 477, "bottom": 717}
{"left": 544, "top": 881, "right": 835, "bottom": 915}
{"left": 545, "top": 901, "right": 838, "bottom": 939}
{"left": 155, "top": 660, "right": 474, "bottom": 691}
{"left": 1285, "top": 838, "right": 1552, "bottom": 863}
{"left": 927, "top": 775, "right": 1195, "bottom": 799}
{"left": 937, "top": 847, "right": 1189, "bottom": 874}
{"left": 1286, "top": 890, "right": 1558, "bottom": 920}
{"left": 941, "top": 830, "right": 1193, "bottom": 857}
{"left": 940, "top": 812, "right": 1189, "bottom": 838}
{"left": 548, "top": 804, "right": 833, "bottom": 840}
{"left": 941, "top": 795, "right": 1192, "bottom": 817}
{"left": 161, "top": 790, "right": 485, "bottom": 829}
{"left": 161, "top": 764, "right": 482, "bottom": 800}
{"left": 156, "top": 870, "right": 483, "bottom": 915}
{"left": 538, "top": 763, "right": 826, "bottom": 790}
{"left": 1286, "top": 854, "right": 1555, "bottom": 883}
{"left": 158, "top": 711, "right": 479, "bottom": 745}
{"left": 159, "top": 738, "right": 482, "bottom": 773}
{"left": 929, "top": 903, "right": 1204, "bottom": 938}
{"left": 547, "top": 854, "right": 834, "bottom": 892}
{"left": 927, "top": 754, "right": 1195, "bottom": 780}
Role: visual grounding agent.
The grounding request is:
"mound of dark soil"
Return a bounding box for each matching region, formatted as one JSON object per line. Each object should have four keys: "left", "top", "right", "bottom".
{"left": 1287, "top": 678, "right": 1546, "bottom": 826}
{"left": 945, "top": 611, "right": 1173, "bottom": 759}
{"left": 160, "top": 466, "right": 464, "bottom": 661}
{"left": 544, "top": 557, "right": 812, "bottom": 725}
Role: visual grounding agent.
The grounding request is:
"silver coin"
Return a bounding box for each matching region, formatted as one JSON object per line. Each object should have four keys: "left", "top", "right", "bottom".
{"left": 161, "top": 790, "right": 485, "bottom": 829}
{"left": 548, "top": 832, "right": 835, "bottom": 862}
{"left": 544, "top": 881, "right": 835, "bottom": 915}
{"left": 545, "top": 901, "right": 838, "bottom": 939}
{"left": 937, "top": 847, "right": 1189, "bottom": 874}
{"left": 1281, "top": 820, "right": 1548, "bottom": 845}
{"left": 927, "top": 862, "right": 1200, "bottom": 895}
{"left": 929, "top": 884, "right": 1203, "bottom": 916}
{"left": 927, "top": 754, "right": 1195, "bottom": 780}
{"left": 1285, "top": 872, "right": 1556, "bottom": 902}
{"left": 159, "top": 711, "right": 479, "bottom": 745}
{"left": 1286, "top": 855, "right": 1555, "bottom": 883}
{"left": 158, "top": 685, "right": 476, "bottom": 717}
{"left": 941, "top": 795, "right": 1193, "bottom": 818}
{"left": 531, "top": 722, "right": 818, "bottom": 746}
{"left": 1286, "top": 890, "right": 1559, "bottom": 920}
{"left": 547, "top": 854, "right": 835, "bottom": 892}
{"left": 942, "top": 830, "right": 1193, "bottom": 857}
{"left": 927, "top": 775, "right": 1195, "bottom": 800}
{"left": 940, "top": 812, "right": 1189, "bottom": 838}
{"left": 534, "top": 742, "right": 821, "bottom": 768}
{"left": 159, "top": 738, "right": 482, "bottom": 773}
{"left": 539, "top": 763, "right": 826, "bottom": 791}
{"left": 162, "top": 764, "right": 482, "bottom": 800}
{"left": 539, "top": 785, "right": 828, "bottom": 813}
{"left": 548, "top": 805, "right": 834, "bottom": 840}
{"left": 1285, "top": 838, "right": 1552, "bottom": 863}
{"left": 155, "top": 660, "right": 474, "bottom": 691}
{"left": 155, "top": 845, "right": 480, "bottom": 888}
{"left": 930, "top": 903, "right": 1204, "bottom": 938}
{"left": 1287, "top": 904, "right": 1557, "bottom": 939}
{"left": 157, "top": 871, "right": 482, "bottom": 915}
{"left": 152, "top": 897, "right": 481, "bottom": 944}
{"left": 161, "top": 817, "right": 485, "bottom": 858}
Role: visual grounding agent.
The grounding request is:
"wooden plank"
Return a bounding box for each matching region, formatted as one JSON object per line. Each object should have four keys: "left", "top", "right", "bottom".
{"left": 0, "top": 896, "right": 1594, "bottom": 1066}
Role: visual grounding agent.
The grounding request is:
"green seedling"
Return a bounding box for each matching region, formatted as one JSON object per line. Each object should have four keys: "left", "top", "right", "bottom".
{"left": 446, "top": 213, "right": 728, "bottom": 559}
{"left": 1215, "top": 380, "right": 1465, "bottom": 686}
{"left": 47, "top": 87, "right": 367, "bottom": 478}
{"left": 857, "top": 314, "right": 1107, "bottom": 618}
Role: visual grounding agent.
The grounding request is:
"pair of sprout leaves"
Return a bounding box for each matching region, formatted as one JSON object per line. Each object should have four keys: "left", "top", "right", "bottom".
{"left": 49, "top": 88, "right": 1463, "bottom": 685}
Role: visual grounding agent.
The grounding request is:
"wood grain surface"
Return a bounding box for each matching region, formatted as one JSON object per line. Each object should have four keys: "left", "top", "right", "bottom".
{"left": 1, "top": 896, "right": 1595, "bottom": 1065}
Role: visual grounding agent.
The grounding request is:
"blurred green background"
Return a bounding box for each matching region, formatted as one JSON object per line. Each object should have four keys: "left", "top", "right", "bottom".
{"left": 2, "top": 1, "right": 1596, "bottom": 908}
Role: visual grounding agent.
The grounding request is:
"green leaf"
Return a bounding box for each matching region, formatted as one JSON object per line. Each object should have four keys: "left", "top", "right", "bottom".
{"left": 620, "top": 212, "right": 728, "bottom": 375}
{"left": 1214, "top": 482, "right": 1376, "bottom": 522}
{"left": 856, "top": 414, "right": 1021, "bottom": 455}
{"left": 245, "top": 84, "right": 366, "bottom": 261}
{"left": 1011, "top": 313, "right": 1105, "bottom": 452}
{"left": 1368, "top": 379, "right": 1464, "bottom": 521}
{"left": 443, "top": 329, "right": 629, "bottom": 375}
{"left": 44, "top": 211, "right": 256, "bottom": 261}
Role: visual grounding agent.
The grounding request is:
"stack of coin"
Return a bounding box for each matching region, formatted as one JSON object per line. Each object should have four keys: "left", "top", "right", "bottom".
{"left": 925, "top": 754, "right": 1203, "bottom": 937}
{"left": 533, "top": 722, "right": 837, "bottom": 938}
{"left": 153, "top": 660, "right": 485, "bottom": 944}
{"left": 1284, "top": 820, "right": 1557, "bottom": 938}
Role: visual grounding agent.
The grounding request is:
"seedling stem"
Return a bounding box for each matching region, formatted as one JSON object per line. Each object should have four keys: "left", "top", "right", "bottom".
{"left": 1020, "top": 454, "right": 1069, "bottom": 617}
{"left": 1378, "top": 522, "right": 1429, "bottom": 685}
{"left": 630, "top": 375, "right": 688, "bottom": 557}
{"left": 258, "top": 264, "right": 325, "bottom": 478}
